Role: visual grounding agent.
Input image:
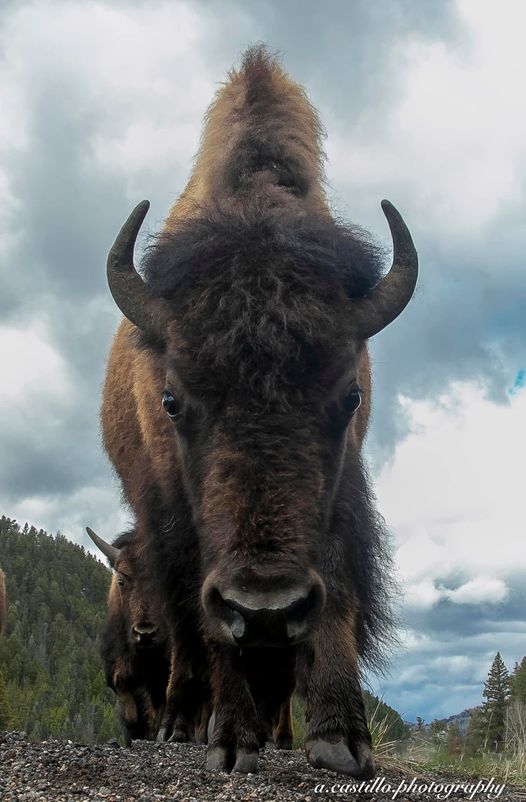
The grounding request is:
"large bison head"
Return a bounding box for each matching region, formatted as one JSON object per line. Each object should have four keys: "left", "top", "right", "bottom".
{"left": 105, "top": 199, "right": 417, "bottom": 650}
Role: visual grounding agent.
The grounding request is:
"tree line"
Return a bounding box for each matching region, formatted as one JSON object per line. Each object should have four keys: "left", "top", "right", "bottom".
{"left": 466, "top": 651, "right": 526, "bottom": 756}
{"left": 421, "top": 651, "right": 526, "bottom": 760}
{"left": 0, "top": 516, "right": 120, "bottom": 741}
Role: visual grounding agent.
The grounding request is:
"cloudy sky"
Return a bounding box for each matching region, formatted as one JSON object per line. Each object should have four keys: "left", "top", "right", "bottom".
{"left": 0, "top": 0, "right": 525, "bottom": 723}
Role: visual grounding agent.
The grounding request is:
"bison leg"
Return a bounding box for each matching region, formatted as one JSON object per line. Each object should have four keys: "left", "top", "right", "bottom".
{"left": 300, "top": 614, "right": 375, "bottom": 778}
{"left": 241, "top": 646, "right": 295, "bottom": 750}
{"left": 206, "top": 646, "right": 260, "bottom": 773}
{"left": 158, "top": 674, "right": 204, "bottom": 743}
{"left": 194, "top": 698, "right": 212, "bottom": 744}
{"left": 119, "top": 688, "right": 158, "bottom": 744}
{"left": 157, "top": 643, "right": 209, "bottom": 743}
{"left": 273, "top": 697, "right": 294, "bottom": 749}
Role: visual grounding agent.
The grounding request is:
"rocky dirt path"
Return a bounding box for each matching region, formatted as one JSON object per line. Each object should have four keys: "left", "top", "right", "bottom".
{"left": 1, "top": 731, "right": 523, "bottom": 802}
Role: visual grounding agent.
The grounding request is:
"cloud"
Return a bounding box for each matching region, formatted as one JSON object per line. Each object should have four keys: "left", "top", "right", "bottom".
{"left": 323, "top": 0, "right": 526, "bottom": 460}
{"left": 403, "top": 576, "right": 508, "bottom": 611}
{"left": 0, "top": 324, "right": 72, "bottom": 408}
{"left": 405, "top": 579, "right": 443, "bottom": 610}
{"left": 445, "top": 578, "right": 508, "bottom": 605}
{"left": 0, "top": 0, "right": 238, "bottom": 544}
{"left": 370, "top": 381, "right": 526, "bottom": 719}
{"left": 7, "top": 483, "right": 130, "bottom": 556}
{"left": 377, "top": 382, "right": 526, "bottom": 582}
{"left": 325, "top": 0, "right": 526, "bottom": 232}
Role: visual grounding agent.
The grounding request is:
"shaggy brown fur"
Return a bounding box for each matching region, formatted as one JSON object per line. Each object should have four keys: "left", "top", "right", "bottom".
{"left": 165, "top": 47, "right": 328, "bottom": 226}
{"left": 101, "top": 45, "right": 415, "bottom": 776}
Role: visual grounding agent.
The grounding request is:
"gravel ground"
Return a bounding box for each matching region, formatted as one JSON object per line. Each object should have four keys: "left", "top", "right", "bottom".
{"left": 1, "top": 731, "right": 524, "bottom": 802}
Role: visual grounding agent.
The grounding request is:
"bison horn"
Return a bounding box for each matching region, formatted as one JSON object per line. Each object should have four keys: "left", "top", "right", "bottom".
{"left": 106, "top": 200, "right": 172, "bottom": 336}
{"left": 352, "top": 200, "right": 418, "bottom": 339}
{"left": 85, "top": 526, "right": 120, "bottom": 567}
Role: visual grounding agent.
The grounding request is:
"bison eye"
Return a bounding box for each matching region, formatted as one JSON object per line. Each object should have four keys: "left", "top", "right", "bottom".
{"left": 162, "top": 390, "right": 181, "bottom": 421}
{"left": 343, "top": 388, "right": 362, "bottom": 416}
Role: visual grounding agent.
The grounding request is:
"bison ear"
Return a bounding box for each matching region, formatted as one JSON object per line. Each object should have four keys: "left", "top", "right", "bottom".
{"left": 86, "top": 526, "right": 120, "bottom": 568}
{"left": 106, "top": 201, "right": 172, "bottom": 338}
{"left": 352, "top": 201, "right": 418, "bottom": 339}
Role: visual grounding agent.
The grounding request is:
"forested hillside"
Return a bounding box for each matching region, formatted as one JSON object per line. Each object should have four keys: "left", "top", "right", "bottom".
{"left": 0, "top": 516, "right": 120, "bottom": 741}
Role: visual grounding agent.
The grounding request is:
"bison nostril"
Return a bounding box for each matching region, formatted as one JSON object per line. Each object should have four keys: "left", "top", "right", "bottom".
{"left": 132, "top": 625, "right": 157, "bottom": 644}
{"left": 205, "top": 586, "right": 247, "bottom": 642}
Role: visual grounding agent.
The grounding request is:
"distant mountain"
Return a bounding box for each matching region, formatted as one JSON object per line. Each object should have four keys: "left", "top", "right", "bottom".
{"left": 409, "top": 707, "right": 482, "bottom": 737}
{"left": 433, "top": 708, "right": 482, "bottom": 737}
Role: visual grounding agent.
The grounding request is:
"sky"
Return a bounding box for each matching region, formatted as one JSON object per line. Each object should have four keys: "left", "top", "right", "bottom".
{"left": 0, "top": 0, "right": 525, "bottom": 723}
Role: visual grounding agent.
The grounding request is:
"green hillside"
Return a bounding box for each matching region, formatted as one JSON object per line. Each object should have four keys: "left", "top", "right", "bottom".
{"left": 0, "top": 516, "right": 120, "bottom": 741}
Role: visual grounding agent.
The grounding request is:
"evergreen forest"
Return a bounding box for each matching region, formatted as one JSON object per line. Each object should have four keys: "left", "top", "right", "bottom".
{"left": 0, "top": 516, "right": 119, "bottom": 741}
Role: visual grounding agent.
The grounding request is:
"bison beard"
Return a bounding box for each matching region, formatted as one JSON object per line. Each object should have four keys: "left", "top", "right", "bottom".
{"left": 98, "top": 45, "right": 417, "bottom": 775}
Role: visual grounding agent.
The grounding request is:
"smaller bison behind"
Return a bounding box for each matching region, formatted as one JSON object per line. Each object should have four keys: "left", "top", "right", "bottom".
{"left": 99, "top": 46, "right": 417, "bottom": 776}
{"left": 86, "top": 527, "right": 171, "bottom": 745}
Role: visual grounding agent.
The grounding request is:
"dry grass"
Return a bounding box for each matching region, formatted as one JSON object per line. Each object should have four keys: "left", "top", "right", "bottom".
{"left": 368, "top": 699, "right": 428, "bottom": 777}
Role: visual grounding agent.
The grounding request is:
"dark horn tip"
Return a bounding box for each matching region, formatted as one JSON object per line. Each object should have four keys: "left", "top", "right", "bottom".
{"left": 107, "top": 200, "right": 151, "bottom": 274}
{"left": 126, "top": 199, "right": 151, "bottom": 230}
{"left": 380, "top": 199, "right": 402, "bottom": 222}
{"left": 135, "top": 199, "right": 151, "bottom": 214}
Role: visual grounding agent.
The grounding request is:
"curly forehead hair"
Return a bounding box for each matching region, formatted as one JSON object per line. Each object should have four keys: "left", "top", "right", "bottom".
{"left": 140, "top": 202, "right": 385, "bottom": 398}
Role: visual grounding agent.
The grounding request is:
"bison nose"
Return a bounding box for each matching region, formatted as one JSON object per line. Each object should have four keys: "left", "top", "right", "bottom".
{"left": 202, "top": 569, "right": 325, "bottom": 647}
{"left": 132, "top": 624, "right": 157, "bottom": 645}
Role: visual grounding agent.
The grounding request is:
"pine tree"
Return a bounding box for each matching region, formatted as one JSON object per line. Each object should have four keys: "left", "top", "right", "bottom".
{"left": 510, "top": 656, "right": 526, "bottom": 704}
{"left": 465, "top": 709, "right": 485, "bottom": 756}
{"left": 481, "top": 652, "right": 511, "bottom": 751}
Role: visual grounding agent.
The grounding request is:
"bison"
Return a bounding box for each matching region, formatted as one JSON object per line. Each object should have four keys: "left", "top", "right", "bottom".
{"left": 100, "top": 46, "right": 417, "bottom": 775}
{"left": 86, "top": 526, "right": 173, "bottom": 744}
{"left": 0, "top": 568, "right": 6, "bottom": 636}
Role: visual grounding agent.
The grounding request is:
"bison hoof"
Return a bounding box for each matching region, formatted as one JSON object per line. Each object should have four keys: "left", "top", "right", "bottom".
{"left": 206, "top": 745, "right": 229, "bottom": 771}
{"left": 354, "top": 741, "right": 375, "bottom": 779}
{"left": 275, "top": 736, "right": 293, "bottom": 750}
{"left": 233, "top": 749, "right": 258, "bottom": 773}
{"left": 305, "top": 740, "right": 375, "bottom": 778}
{"left": 206, "top": 745, "right": 259, "bottom": 773}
